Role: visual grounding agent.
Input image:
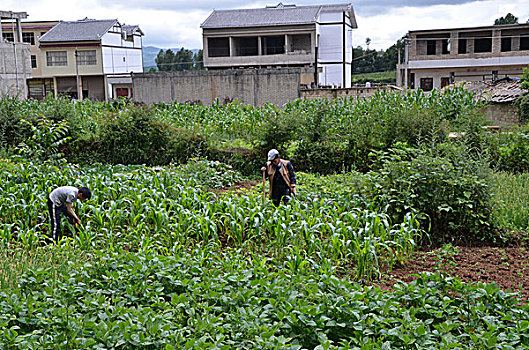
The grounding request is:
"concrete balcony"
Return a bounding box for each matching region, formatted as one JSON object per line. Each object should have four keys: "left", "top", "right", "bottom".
{"left": 205, "top": 52, "right": 314, "bottom": 68}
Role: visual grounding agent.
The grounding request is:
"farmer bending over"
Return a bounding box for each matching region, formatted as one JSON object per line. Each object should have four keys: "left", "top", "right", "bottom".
{"left": 261, "top": 149, "right": 296, "bottom": 206}
{"left": 47, "top": 186, "right": 91, "bottom": 242}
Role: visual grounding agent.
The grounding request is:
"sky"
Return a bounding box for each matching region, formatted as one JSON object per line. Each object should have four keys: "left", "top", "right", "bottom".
{"left": 3, "top": 0, "right": 529, "bottom": 50}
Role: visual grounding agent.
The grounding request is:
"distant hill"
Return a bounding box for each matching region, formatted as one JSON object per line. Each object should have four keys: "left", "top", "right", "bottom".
{"left": 143, "top": 46, "right": 200, "bottom": 70}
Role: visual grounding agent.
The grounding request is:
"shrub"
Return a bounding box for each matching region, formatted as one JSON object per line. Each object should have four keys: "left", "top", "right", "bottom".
{"left": 487, "top": 127, "right": 529, "bottom": 173}
{"left": 369, "top": 145, "right": 494, "bottom": 243}
{"left": 518, "top": 94, "right": 529, "bottom": 124}
{"left": 15, "top": 116, "right": 70, "bottom": 163}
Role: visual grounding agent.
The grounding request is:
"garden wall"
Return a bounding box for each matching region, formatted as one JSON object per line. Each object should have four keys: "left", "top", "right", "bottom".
{"left": 482, "top": 103, "right": 519, "bottom": 126}
{"left": 300, "top": 85, "right": 403, "bottom": 100}
{"left": 132, "top": 68, "right": 313, "bottom": 106}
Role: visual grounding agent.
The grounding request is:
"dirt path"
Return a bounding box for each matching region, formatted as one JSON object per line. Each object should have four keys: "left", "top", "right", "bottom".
{"left": 376, "top": 243, "right": 529, "bottom": 301}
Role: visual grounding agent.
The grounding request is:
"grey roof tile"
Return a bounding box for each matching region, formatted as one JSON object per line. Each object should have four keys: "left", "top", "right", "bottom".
{"left": 39, "top": 19, "right": 117, "bottom": 42}
{"left": 201, "top": 3, "right": 353, "bottom": 28}
{"left": 123, "top": 24, "right": 143, "bottom": 36}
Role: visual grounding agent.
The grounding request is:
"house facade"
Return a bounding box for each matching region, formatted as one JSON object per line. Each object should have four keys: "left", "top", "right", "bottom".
{"left": 5, "top": 18, "right": 144, "bottom": 100}
{"left": 201, "top": 3, "right": 356, "bottom": 88}
{"left": 0, "top": 10, "right": 32, "bottom": 99}
{"left": 397, "top": 23, "right": 529, "bottom": 91}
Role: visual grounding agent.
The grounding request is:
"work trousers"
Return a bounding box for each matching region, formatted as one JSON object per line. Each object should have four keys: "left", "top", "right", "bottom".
{"left": 47, "top": 199, "right": 75, "bottom": 242}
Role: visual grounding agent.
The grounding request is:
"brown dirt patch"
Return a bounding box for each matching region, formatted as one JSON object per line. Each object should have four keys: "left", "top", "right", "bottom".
{"left": 376, "top": 243, "right": 529, "bottom": 301}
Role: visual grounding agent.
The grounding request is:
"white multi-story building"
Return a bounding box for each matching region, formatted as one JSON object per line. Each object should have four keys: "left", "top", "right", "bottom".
{"left": 25, "top": 18, "right": 144, "bottom": 100}
{"left": 201, "top": 3, "right": 356, "bottom": 88}
{"left": 397, "top": 23, "right": 529, "bottom": 91}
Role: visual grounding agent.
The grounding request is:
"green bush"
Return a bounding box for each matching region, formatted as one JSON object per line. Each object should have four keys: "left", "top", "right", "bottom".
{"left": 67, "top": 107, "right": 209, "bottom": 165}
{"left": 518, "top": 94, "right": 529, "bottom": 124}
{"left": 487, "top": 128, "right": 529, "bottom": 173}
{"left": 369, "top": 145, "right": 494, "bottom": 243}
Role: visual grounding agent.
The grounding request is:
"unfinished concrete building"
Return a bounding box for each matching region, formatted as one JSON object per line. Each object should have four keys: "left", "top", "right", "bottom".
{"left": 201, "top": 3, "right": 357, "bottom": 88}
{"left": 0, "top": 10, "right": 32, "bottom": 99}
{"left": 397, "top": 23, "right": 529, "bottom": 90}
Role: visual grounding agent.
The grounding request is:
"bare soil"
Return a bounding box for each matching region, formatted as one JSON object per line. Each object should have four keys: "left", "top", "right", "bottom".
{"left": 376, "top": 238, "right": 529, "bottom": 301}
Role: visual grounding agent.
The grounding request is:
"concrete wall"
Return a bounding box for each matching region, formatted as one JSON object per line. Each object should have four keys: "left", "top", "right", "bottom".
{"left": 300, "top": 85, "right": 401, "bottom": 101}
{"left": 0, "top": 42, "right": 31, "bottom": 99}
{"left": 132, "top": 68, "right": 309, "bottom": 106}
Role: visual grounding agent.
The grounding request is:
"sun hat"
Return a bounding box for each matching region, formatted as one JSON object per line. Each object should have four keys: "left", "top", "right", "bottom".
{"left": 267, "top": 149, "right": 279, "bottom": 161}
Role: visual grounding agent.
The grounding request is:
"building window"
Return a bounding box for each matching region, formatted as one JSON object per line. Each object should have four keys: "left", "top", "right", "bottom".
{"left": 458, "top": 38, "right": 467, "bottom": 54}
{"left": 501, "top": 37, "right": 512, "bottom": 52}
{"left": 521, "top": 36, "right": 529, "bottom": 50}
{"left": 207, "top": 37, "right": 230, "bottom": 57}
{"left": 426, "top": 40, "right": 436, "bottom": 55}
{"left": 2, "top": 32, "right": 14, "bottom": 42}
{"left": 441, "top": 39, "right": 450, "bottom": 54}
{"left": 289, "top": 34, "right": 311, "bottom": 53}
{"left": 31, "top": 55, "right": 37, "bottom": 68}
{"left": 474, "top": 38, "right": 492, "bottom": 53}
{"left": 46, "top": 51, "right": 67, "bottom": 66}
{"left": 409, "top": 73, "right": 415, "bottom": 89}
{"left": 233, "top": 37, "right": 258, "bottom": 56}
{"left": 441, "top": 77, "right": 450, "bottom": 88}
{"left": 262, "top": 35, "right": 285, "bottom": 55}
{"left": 420, "top": 77, "right": 433, "bottom": 91}
{"left": 22, "top": 32, "right": 35, "bottom": 45}
{"left": 77, "top": 50, "right": 97, "bottom": 65}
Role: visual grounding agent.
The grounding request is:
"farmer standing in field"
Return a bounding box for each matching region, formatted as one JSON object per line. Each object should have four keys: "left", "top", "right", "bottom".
{"left": 261, "top": 149, "right": 297, "bottom": 206}
{"left": 47, "top": 186, "right": 91, "bottom": 242}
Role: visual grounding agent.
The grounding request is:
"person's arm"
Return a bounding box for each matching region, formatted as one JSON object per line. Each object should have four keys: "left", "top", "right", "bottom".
{"left": 287, "top": 162, "right": 297, "bottom": 196}
{"left": 66, "top": 203, "right": 81, "bottom": 225}
{"left": 261, "top": 162, "right": 270, "bottom": 177}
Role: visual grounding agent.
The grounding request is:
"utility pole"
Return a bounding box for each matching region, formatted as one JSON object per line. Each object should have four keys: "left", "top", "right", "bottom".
{"left": 75, "top": 49, "right": 83, "bottom": 100}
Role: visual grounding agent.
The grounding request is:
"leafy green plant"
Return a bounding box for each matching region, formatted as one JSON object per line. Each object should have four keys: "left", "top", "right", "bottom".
{"left": 369, "top": 145, "right": 494, "bottom": 243}
{"left": 15, "top": 115, "right": 70, "bottom": 163}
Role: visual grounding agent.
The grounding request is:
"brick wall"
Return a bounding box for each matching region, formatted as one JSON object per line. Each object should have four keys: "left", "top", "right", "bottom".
{"left": 132, "top": 68, "right": 312, "bottom": 106}
{"left": 483, "top": 103, "right": 519, "bottom": 126}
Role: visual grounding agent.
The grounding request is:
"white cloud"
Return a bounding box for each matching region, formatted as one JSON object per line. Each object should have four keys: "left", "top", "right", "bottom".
{"left": 2, "top": 0, "right": 529, "bottom": 49}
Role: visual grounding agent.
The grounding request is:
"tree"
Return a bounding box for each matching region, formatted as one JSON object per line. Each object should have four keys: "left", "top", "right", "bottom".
{"left": 174, "top": 48, "right": 193, "bottom": 71}
{"left": 365, "top": 37, "right": 371, "bottom": 50}
{"left": 155, "top": 49, "right": 166, "bottom": 71}
{"left": 193, "top": 49, "right": 204, "bottom": 70}
{"left": 494, "top": 13, "right": 518, "bottom": 25}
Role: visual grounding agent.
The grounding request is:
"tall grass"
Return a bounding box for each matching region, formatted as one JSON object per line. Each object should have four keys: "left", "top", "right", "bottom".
{"left": 492, "top": 171, "right": 529, "bottom": 232}
{"left": 0, "top": 243, "right": 90, "bottom": 290}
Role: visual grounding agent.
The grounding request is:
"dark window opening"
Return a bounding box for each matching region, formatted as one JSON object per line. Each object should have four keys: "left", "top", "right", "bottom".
{"left": 501, "top": 37, "right": 512, "bottom": 52}
{"left": 31, "top": 55, "right": 37, "bottom": 68}
{"left": 458, "top": 38, "right": 467, "bottom": 54}
{"left": 426, "top": 40, "right": 436, "bottom": 55}
{"left": 2, "top": 32, "right": 14, "bottom": 42}
{"left": 233, "top": 37, "right": 258, "bottom": 56}
{"left": 420, "top": 77, "right": 433, "bottom": 92}
{"left": 441, "top": 77, "right": 450, "bottom": 88}
{"left": 262, "top": 36, "right": 285, "bottom": 55}
{"left": 22, "top": 32, "right": 35, "bottom": 45}
{"left": 474, "top": 38, "right": 492, "bottom": 53}
{"left": 521, "top": 36, "right": 529, "bottom": 50}
{"left": 410, "top": 73, "right": 415, "bottom": 89}
{"left": 441, "top": 39, "right": 450, "bottom": 54}
{"left": 207, "top": 37, "right": 230, "bottom": 57}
